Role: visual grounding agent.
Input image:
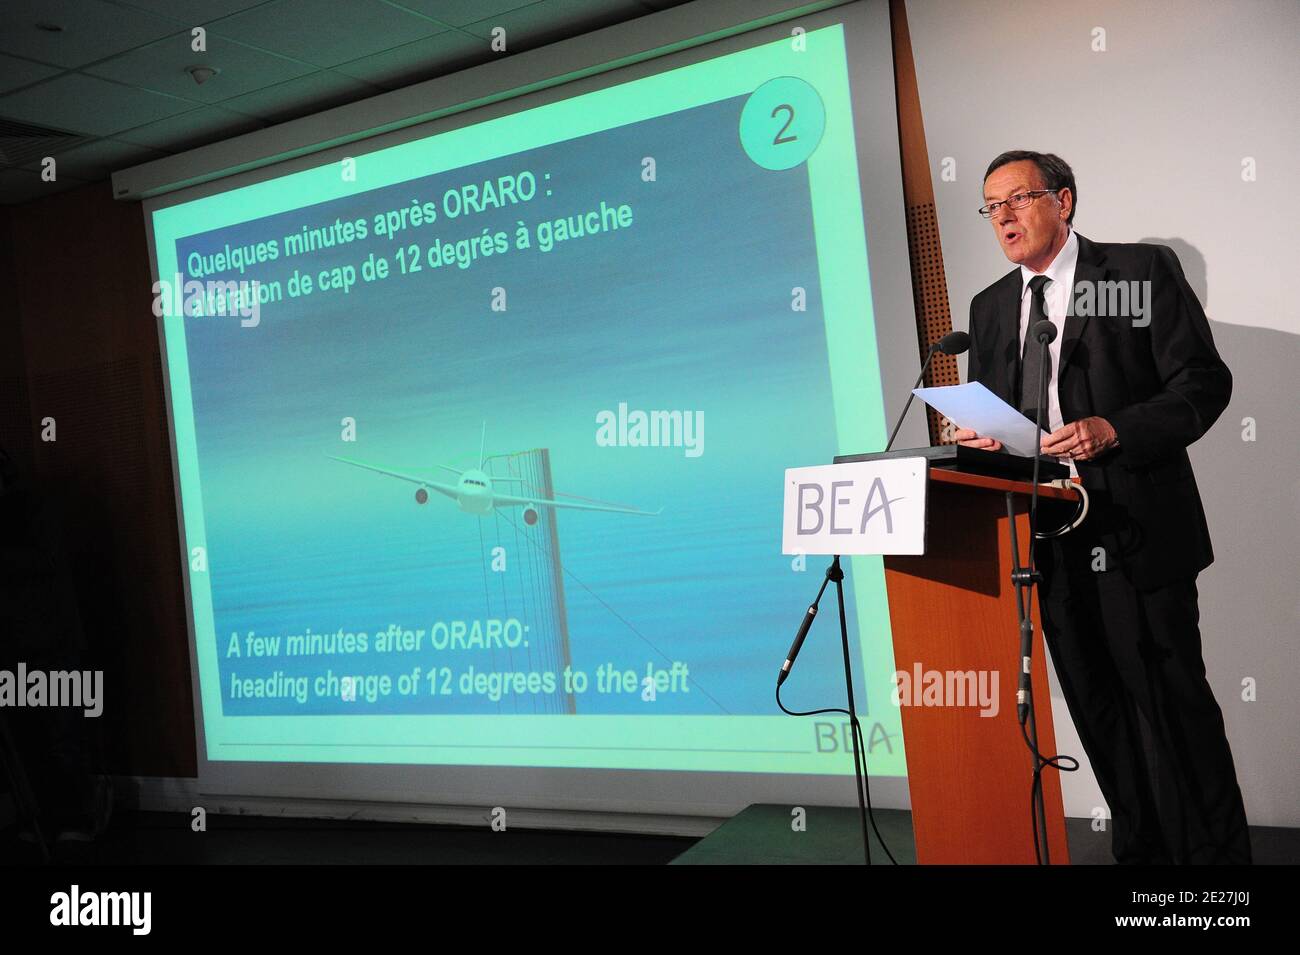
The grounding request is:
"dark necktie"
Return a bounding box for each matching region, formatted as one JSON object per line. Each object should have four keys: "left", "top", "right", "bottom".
{"left": 1019, "top": 274, "right": 1052, "bottom": 423}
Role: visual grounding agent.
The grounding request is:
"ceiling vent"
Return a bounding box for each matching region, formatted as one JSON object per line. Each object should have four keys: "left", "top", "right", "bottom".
{"left": 0, "top": 116, "right": 94, "bottom": 167}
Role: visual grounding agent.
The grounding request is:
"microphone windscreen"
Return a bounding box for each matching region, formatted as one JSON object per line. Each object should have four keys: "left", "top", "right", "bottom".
{"left": 937, "top": 330, "right": 971, "bottom": 355}
{"left": 1032, "top": 319, "right": 1058, "bottom": 344}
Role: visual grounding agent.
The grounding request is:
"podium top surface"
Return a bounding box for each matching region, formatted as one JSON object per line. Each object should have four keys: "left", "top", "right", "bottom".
{"left": 833, "top": 446, "right": 1078, "bottom": 501}
{"left": 835, "top": 444, "right": 1068, "bottom": 479}
{"left": 928, "top": 467, "right": 1079, "bottom": 501}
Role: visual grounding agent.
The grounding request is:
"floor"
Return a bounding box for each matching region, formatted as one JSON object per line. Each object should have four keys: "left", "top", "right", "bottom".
{"left": 2, "top": 806, "right": 1294, "bottom": 865}
{"left": 0, "top": 810, "right": 695, "bottom": 866}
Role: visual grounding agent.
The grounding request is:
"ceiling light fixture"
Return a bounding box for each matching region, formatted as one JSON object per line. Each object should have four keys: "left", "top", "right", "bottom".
{"left": 186, "top": 65, "right": 220, "bottom": 85}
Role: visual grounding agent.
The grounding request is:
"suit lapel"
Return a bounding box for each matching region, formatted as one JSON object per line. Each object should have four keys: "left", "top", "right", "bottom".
{"left": 1061, "top": 233, "right": 1107, "bottom": 375}
{"left": 988, "top": 269, "right": 1022, "bottom": 404}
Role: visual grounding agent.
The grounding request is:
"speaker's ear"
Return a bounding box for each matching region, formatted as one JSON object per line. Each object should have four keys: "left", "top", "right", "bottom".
{"left": 1059, "top": 188, "right": 1074, "bottom": 221}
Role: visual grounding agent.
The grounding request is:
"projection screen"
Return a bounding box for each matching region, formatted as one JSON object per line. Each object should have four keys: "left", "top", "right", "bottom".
{"left": 123, "top": 0, "right": 922, "bottom": 821}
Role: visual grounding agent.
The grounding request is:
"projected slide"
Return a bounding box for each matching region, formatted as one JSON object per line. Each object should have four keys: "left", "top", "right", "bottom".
{"left": 152, "top": 24, "right": 905, "bottom": 775}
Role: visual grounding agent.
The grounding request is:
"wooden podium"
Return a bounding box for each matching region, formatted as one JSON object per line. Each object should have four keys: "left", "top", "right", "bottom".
{"left": 882, "top": 467, "right": 1076, "bottom": 865}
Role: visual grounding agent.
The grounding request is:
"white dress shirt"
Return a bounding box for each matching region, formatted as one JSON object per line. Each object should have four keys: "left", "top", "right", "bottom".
{"left": 1018, "top": 228, "right": 1078, "bottom": 473}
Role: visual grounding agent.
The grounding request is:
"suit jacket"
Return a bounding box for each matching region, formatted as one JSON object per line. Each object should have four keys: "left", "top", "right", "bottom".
{"left": 966, "top": 233, "right": 1231, "bottom": 589}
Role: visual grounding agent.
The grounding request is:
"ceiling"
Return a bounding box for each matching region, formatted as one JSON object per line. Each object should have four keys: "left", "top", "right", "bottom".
{"left": 0, "top": 0, "right": 690, "bottom": 204}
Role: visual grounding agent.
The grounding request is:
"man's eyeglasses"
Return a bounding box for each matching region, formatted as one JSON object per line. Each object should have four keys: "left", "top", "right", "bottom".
{"left": 978, "top": 189, "right": 1057, "bottom": 218}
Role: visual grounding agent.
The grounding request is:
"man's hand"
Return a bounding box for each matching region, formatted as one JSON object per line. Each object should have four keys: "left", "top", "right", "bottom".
{"left": 1041, "top": 417, "right": 1118, "bottom": 461}
{"left": 954, "top": 427, "right": 1002, "bottom": 452}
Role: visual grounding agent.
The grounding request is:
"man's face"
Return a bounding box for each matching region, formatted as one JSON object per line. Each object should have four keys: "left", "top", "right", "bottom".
{"left": 983, "top": 160, "right": 1071, "bottom": 270}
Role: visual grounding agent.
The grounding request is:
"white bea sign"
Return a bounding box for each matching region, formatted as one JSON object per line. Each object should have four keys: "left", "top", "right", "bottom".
{"left": 782, "top": 457, "right": 928, "bottom": 556}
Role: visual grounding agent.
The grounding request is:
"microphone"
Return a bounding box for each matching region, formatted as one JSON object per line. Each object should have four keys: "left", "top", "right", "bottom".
{"left": 1031, "top": 319, "right": 1057, "bottom": 344}
{"left": 777, "top": 603, "right": 818, "bottom": 687}
{"left": 935, "top": 330, "right": 971, "bottom": 355}
{"left": 884, "top": 331, "right": 971, "bottom": 451}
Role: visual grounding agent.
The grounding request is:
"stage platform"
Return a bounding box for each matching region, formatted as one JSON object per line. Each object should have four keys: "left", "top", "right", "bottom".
{"left": 671, "top": 804, "right": 916, "bottom": 865}
{"left": 671, "top": 804, "right": 1300, "bottom": 865}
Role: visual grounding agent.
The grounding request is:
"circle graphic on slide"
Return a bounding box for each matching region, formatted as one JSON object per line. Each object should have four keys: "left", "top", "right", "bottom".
{"left": 739, "top": 76, "right": 826, "bottom": 170}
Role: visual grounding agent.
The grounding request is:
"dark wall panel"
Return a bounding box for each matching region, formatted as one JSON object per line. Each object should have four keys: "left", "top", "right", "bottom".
{"left": 3, "top": 182, "right": 196, "bottom": 778}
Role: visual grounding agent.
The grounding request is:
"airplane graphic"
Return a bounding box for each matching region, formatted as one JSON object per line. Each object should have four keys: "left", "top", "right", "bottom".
{"left": 330, "top": 426, "right": 661, "bottom": 525}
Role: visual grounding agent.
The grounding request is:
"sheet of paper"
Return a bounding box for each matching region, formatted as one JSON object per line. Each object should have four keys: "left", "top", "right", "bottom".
{"left": 913, "top": 381, "right": 1050, "bottom": 458}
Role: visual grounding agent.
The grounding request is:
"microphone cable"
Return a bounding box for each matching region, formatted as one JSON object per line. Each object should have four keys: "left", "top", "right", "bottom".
{"left": 775, "top": 682, "right": 899, "bottom": 865}
{"left": 1034, "top": 479, "right": 1089, "bottom": 540}
{"left": 1019, "top": 717, "right": 1080, "bottom": 865}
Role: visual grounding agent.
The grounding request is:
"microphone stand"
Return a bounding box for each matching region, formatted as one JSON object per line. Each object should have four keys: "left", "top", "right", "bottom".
{"left": 796, "top": 556, "right": 872, "bottom": 865}
{"left": 1007, "top": 325, "right": 1053, "bottom": 864}
{"left": 831, "top": 556, "right": 874, "bottom": 866}
{"left": 885, "top": 344, "right": 940, "bottom": 452}
{"left": 779, "top": 332, "right": 965, "bottom": 864}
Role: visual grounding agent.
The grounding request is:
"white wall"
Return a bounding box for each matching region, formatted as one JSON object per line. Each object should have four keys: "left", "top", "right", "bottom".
{"left": 907, "top": 0, "right": 1300, "bottom": 826}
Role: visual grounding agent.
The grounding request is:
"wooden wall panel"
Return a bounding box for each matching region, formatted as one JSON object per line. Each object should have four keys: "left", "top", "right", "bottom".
{"left": 2, "top": 182, "right": 196, "bottom": 777}
{"left": 891, "top": 0, "right": 959, "bottom": 445}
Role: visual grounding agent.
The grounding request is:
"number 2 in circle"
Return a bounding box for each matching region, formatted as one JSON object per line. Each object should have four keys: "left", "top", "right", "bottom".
{"left": 771, "top": 104, "right": 797, "bottom": 145}
{"left": 739, "top": 77, "right": 824, "bottom": 170}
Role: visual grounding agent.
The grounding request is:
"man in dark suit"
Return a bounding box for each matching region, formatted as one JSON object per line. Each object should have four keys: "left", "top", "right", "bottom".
{"left": 955, "top": 150, "right": 1251, "bottom": 864}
